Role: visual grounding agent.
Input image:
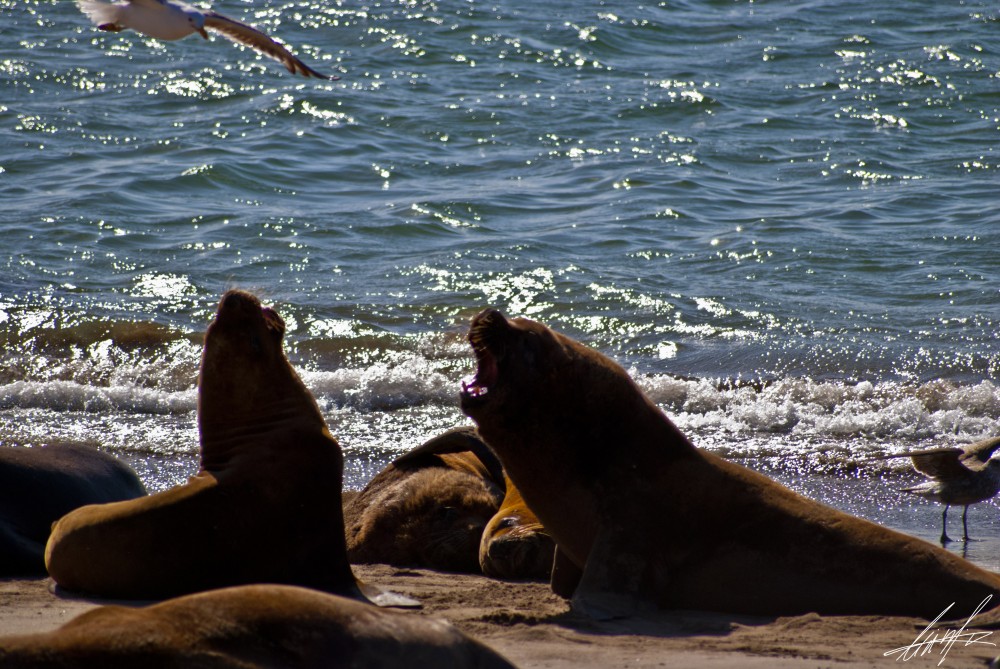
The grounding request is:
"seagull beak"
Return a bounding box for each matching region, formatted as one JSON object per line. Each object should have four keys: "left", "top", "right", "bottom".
{"left": 197, "top": 27, "right": 209, "bottom": 39}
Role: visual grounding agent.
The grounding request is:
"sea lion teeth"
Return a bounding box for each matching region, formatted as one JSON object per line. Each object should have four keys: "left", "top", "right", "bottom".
{"left": 462, "top": 379, "right": 488, "bottom": 398}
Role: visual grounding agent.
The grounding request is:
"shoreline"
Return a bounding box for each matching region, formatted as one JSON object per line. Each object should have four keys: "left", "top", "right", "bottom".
{"left": 3, "top": 565, "right": 997, "bottom": 668}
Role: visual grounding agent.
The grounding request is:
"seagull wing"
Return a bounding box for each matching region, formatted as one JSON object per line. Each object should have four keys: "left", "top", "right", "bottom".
{"left": 959, "top": 436, "right": 1000, "bottom": 468}
{"left": 900, "top": 447, "right": 970, "bottom": 479}
{"left": 76, "top": 0, "right": 126, "bottom": 26}
{"left": 202, "top": 11, "right": 333, "bottom": 79}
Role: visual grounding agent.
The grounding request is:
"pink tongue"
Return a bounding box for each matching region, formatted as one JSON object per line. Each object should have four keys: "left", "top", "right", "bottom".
{"left": 462, "top": 350, "right": 498, "bottom": 398}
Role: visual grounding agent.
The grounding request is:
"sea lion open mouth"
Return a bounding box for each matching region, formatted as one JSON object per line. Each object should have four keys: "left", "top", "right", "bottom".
{"left": 461, "top": 308, "right": 506, "bottom": 403}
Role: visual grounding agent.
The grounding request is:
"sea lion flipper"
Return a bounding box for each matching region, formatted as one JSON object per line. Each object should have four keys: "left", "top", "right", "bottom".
{"left": 393, "top": 427, "right": 506, "bottom": 488}
{"left": 549, "top": 545, "right": 582, "bottom": 598}
{"left": 570, "top": 526, "right": 658, "bottom": 620}
{"left": 393, "top": 427, "right": 481, "bottom": 463}
{"left": 355, "top": 579, "right": 422, "bottom": 609}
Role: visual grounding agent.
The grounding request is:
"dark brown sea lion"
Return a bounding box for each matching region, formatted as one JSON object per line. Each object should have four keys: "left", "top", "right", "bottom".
{"left": 459, "top": 308, "right": 1000, "bottom": 619}
{"left": 0, "top": 443, "right": 146, "bottom": 575}
{"left": 344, "top": 427, "right": 504, "bottom": 573}
{"left": 479, "top": 474, "right": 554, "bottom": 580}
{"left": 45, "top": 290, "right": 413, "bottom": 606}
{"left": 0, "top": 584, "right": 515, "bottom": 669}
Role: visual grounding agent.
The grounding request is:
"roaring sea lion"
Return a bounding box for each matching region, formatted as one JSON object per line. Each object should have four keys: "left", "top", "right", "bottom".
{"left": 459, "top": 308, "right": 1000, "bottom": 619}
{"left": 0, "top": 443, "right": 146, "bottom": 575}
{"left": 479, "top": 474, "right": 554, "bottom": 580}
{"left": 344, "top": 427, "right": 505, "bottom": 573}
{"left": 0, "top": 584, "right": 515, "bottom": 668}
{"left": 45, "top": 290, "right": 412, "bottom": 606}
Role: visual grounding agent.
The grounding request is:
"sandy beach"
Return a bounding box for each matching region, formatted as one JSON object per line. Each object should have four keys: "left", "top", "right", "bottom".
{"left": 2, "top": 564, "right": 997, "bottom": 669}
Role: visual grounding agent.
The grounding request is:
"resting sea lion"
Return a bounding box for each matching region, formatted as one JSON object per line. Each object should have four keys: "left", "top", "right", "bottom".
{"left": 344, "top": 427, "right": 504, "bottom": 573}
{"left": 459, "top": 308, "right": 1000, "bottom": 619}
{"left": 0, "top": 584, "right": 515, "bottom": 668}
{"left": 45, "top": 290, "right": 412, "bottom": 606}
{"left": 0, "top": 443, "right": 146, "bottom": 575}
{"left": 479, "top": 474, "right": 554, "bottom": 580}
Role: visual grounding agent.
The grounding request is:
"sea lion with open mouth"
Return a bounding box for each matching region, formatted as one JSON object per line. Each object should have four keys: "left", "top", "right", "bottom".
{"left": 45, "top": 290, "right": 414, "bottom": 607}
{"left": 459, "top": 308, "right": 1000, "bottom": 619}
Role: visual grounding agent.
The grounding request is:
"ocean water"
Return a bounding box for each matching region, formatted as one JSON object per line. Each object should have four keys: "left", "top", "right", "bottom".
{"left": 2, "top": 0, "right": 999, "bottom": 568}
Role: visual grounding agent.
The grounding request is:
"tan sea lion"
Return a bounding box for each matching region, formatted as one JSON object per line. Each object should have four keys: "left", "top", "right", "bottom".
{"left": 344, "top": 427, "right": 504, "bottom": 573}
{"left": 0, "top": 583, "right": 515, "bottom": 668}
{"left": 479, "top": 474, "right": 554, "bottom": 580}
{"left": 459, "top": 308, "right": 1000, "bottom": 619}
{"left": 0, "top": 443, "right": 146, "bottom": 575}
{"left": 45, "top": 290, "right": 413, "bottom": 606}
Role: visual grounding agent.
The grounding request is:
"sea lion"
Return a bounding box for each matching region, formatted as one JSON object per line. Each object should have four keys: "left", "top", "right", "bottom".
{"left": 45, "top": 290, "right": 412, "bottom": 606}
{"left": 459, "top": 308, "right": 1000, "bottom": 619}
{"left": 0, "top": 443, "right": 146, "bottom": 575}
{"left": 0, "top": 584, "right": 515, "bottom": 668}
{"left": 479, "top": 474, "right": 555, "bottom": 580}
{"left": 344, "top": 427, "right": 505, "bottom": 573}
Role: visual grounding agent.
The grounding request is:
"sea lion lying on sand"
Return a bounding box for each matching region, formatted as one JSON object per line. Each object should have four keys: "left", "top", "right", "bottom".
{"left": 0, "top": 584, "right": 514, "bottom": 668}
{"left": 45, "top": 290, "right": 412, "bottom": 607}
{"left": 480, "top": 473, "right": 555, "bottom": 580}
{"left": 0, "top": 443, "right": 146, "bottom": 575}
{"left": 459, "top": 308, "right": 1000, "bottom": 619}
{"left": 345, "top": 427, "right": 504, "bottom": 573}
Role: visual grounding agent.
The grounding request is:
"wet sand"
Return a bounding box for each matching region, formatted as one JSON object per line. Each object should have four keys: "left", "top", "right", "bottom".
{"left": 2, "top": 564, "right": 998, "bottom": 668}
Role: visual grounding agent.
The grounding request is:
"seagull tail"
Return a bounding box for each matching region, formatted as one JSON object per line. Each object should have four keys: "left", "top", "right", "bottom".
{"left": 76, "top": 0, "right": 124, "bottom": 27}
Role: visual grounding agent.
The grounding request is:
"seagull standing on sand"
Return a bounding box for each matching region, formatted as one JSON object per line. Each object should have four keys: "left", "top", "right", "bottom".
{"left": 883, "top": 436, "right": 1000, "bottom": 545}
{"left": 76, "top": 0, "right": 335, "bottom": 79}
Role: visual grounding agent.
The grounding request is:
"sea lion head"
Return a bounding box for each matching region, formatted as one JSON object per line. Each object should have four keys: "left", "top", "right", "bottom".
{"left": 198, "top": 289, "right": 322, "bottom": 430}
{"left": 459, "top": 308, "right": 648, "bottom": 451}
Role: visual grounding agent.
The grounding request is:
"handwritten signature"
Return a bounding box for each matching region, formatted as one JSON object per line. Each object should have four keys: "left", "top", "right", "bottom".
{"left": 884, "top": 596, "right": 996, "bottom": 666}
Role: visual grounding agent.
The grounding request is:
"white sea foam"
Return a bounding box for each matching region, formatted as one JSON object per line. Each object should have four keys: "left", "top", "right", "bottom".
{"left": 302, "top": 355, "right": 459, "bottom": 412}
{"left": 638, "top": 374, "right": 1000, "bottom": 446}
{"left": 0, "top": 379, "right": 196, "bottom": 414}
{"left": 4, "top": 351, "right": 998, "bottom": 449}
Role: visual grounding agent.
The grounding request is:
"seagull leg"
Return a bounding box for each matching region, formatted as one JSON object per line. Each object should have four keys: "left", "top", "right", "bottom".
{"left": 962, "top": 505, "right": 970, "bottom": 542}
{"left": 97, "top": 23, "right": 125, "bottom": 32}
{"left": 940, "top": 505, "right": 952, "bottom": 545}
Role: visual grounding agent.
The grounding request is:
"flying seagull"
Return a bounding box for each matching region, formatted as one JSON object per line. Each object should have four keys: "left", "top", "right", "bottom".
{"left": 881, "top": 436, "right": 1000, "bottom": 544}
{"left": 76, "top": 0, "right": 335, "bottom": 79}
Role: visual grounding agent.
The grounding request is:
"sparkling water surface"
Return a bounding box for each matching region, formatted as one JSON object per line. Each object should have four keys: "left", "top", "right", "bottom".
{"left": 2, "top": 0, "right": 999, "bottom": 568}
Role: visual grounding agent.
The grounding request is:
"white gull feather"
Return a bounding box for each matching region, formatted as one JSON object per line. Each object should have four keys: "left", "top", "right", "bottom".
{"left": 76, "top": 0, "right": 335, "bottom": 79}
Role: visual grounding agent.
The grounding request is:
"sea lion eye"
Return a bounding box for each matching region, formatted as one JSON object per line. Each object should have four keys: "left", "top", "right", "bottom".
{"left": 498, "top": 516, "right": 518, "bottom": 529}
